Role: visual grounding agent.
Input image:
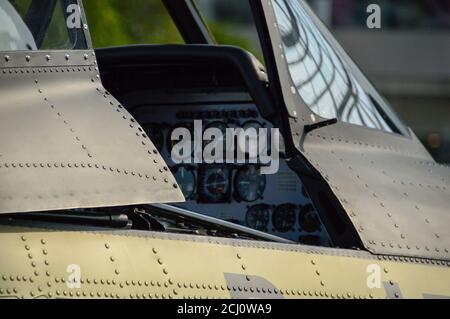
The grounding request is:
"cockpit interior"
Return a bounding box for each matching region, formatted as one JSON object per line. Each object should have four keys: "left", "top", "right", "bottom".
{"left": 97, "top": 45, "right": 333, "bottom": 246}
{"left": 0, "top": 0, "right": 369, "bottom": 250}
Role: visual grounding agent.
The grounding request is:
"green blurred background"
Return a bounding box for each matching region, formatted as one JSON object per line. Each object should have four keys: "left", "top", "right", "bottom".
{"left": 84, "top": 0, "right": 183, "bottom": 46}
{"left": 83, "top": 0, "right": 262, "bottom": 60}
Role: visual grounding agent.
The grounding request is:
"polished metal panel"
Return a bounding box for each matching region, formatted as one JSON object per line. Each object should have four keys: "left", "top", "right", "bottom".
{"left": 0, "top": 50, "right": 184, "bottom": 214}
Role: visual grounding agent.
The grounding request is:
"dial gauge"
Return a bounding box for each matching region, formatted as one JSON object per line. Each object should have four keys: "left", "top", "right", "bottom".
{"left": 246, "top": 204, "right": 270, "bottom": 231}
{"left": 143, "top": 123, "right": 164, "bottom": 152}
{"left": 204, "top": 121, "right": 228, "bottom": 158}
{"left": 235, "top": 166, "right": 266, "bottom": 202}
{"left": 198, "top": 166, "right": 231, "bottom": 203}
{"left": 299, "top": 204, "right": 322, "bottom": 233}
{"left": 237, "top": 121, "right": 267, "bottom": 158}
{"left": 172, "top": 165, "right": 196, "bottom": 200}
{"left": 272, "top": 204, "right": 296, "bottom": 233}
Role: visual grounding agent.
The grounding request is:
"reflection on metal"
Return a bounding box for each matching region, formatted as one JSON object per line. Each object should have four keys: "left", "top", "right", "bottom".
{"left": 383, "top": 281, "right": 403, "bottom": 299}
{"left": 274, "top": 0, "right": 395, "bottom": 133}
{"left": 224, "top": 273, "right": 284, "bottom": 299}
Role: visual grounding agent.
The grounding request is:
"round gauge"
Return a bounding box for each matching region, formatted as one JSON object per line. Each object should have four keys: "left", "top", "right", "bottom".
{"left": 272, "top": 204, "right": 296, "bottom": 233}
{"left": 299, "top": 204, "right": 322, "bottom": 233}
{"left": 234, "top": 166, "right": 266, "bottom": 202}
{"left": 238, "top": 121, "right": 266, "bottom": 158}
{"left": 204, "top": 122, "right": 228, "bottom": 158}
{"left": 172, "top": 165, "right": 196, "bottom": 200}
{"left": 168, "top": 124, "right": 194, "bottom": 161}
{"left": 198, "top": 166, "right": 231, "bottom": 203}
{"left": 143, "top": 123, "right": 164, "bottom": 152}
{"left": 246, "top": 204, "right": 270, "bottom": 231}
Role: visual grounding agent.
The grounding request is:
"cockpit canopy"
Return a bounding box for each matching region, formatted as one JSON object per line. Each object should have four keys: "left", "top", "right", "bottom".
{"left": 0, "top": 0, "right": 88, "bottom": 51}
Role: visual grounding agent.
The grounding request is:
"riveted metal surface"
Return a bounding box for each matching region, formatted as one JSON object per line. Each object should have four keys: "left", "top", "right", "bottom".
{"left": 0, "top": 51, "right": 184, "bottom": 214}
{"left": 258, "top": 1, "right": 450, "bottom": 261}
{"left": 423, "top": 294, "right": 450, "bottom": 299}
{"left": 224, "top": 274, "right": 284, "bottom": 299}
{"left": 0, "top": 51, "right": 94, "bottom": 68}
{"left": 1, "top": 221, "right": 449, "bottom": 299}
{"left": 299, "top": 126, "right": 450, "bottom": 261}
{"left": 383, "top": 281, "right": 403, "bottom": 299}
{"left": 3, "top": 218, "right": 450, "bottom": 268}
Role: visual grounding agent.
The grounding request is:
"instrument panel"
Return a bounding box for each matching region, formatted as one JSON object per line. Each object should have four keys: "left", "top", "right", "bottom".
{"left": 132, "top": 102, "right": 332, "bottom": 246}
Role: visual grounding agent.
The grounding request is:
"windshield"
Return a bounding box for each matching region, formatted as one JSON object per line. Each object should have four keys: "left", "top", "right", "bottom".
{"left": 83, "top": 0, "right": 184, "bottom": 47}
{"left": 272, "top": 0, "right": 408, "bottom": 135}
{"left": 193, "top": 0, "right": 265, "bottom": 62}
{"left": 0, "top": 0, "right": 87, "bottom": 51}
